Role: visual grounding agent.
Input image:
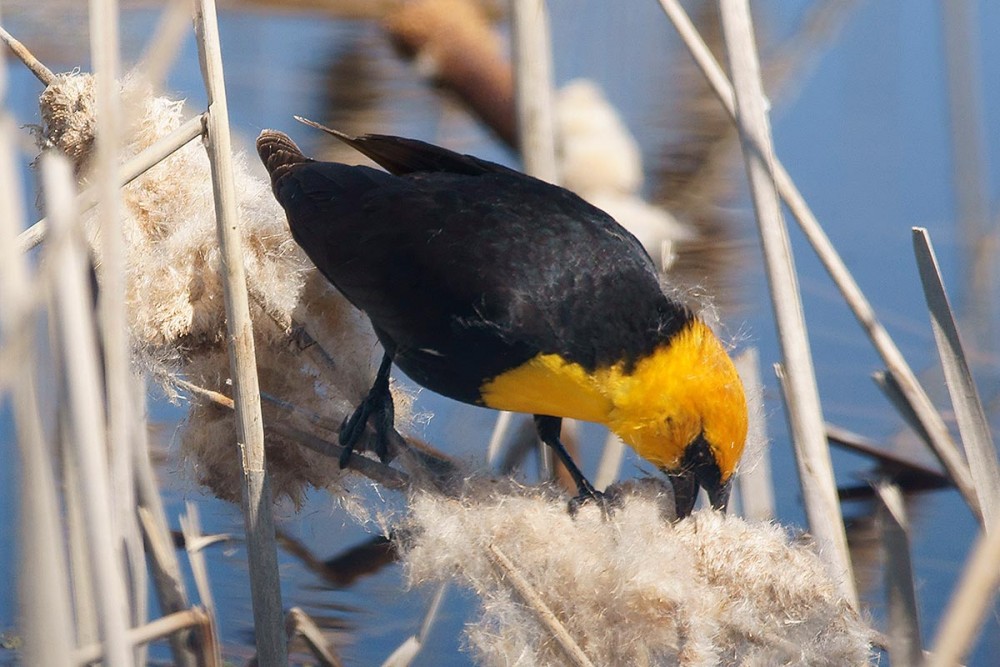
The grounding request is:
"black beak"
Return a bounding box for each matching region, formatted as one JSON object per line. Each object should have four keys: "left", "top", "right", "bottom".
{"left": 665, "top": 434, "right": 729, "bottom": 519}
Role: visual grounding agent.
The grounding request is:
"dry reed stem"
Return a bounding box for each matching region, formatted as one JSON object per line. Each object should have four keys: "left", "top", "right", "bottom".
{"left": 593, "top": 432, "right": 625, "bottom": 491}
{"left": 380, "top": 583, "right": 447, "bottom": 667}
{"left": 43, "top": 151, "right": 132, "bottom": 667}
{"left": 733, "top": 347, "right": 774, "bottom": 521}
{"left": 138, "top": 0, "right": 195, "bottom": 88}
{"left": 493, "top": 0, "right": 562, "bottom": 486}
{"left": 486, "top": 409, "right": 515, "bottom": 467}
{"left": 135, "top": 376, "right": 200, "bottom": 667}
{"left": 486, "top": 543, "right": 597, "bottom": 667}
{"left": 941, "top": 1, "right": 995, "bottom": 342}
{"left": 656, "top": 0, "right": 980, "bottom": 518}
{"left": 180, "top": 502, "right": 218, "bottom": 620}
{"left": 912, "top": 227, "right": 1000, "bottom": 530}
{"left": 72, "top": 608, "right": 214, "bottom": 666}
{"left": 719, "top": 0, "right": 855, "bottom": 605}
{"left": 137, "top": 509, "right": 200, "bottom": 667}
{"left": 62, "top": 432, "right": 100, "bottom": 647}
{"left": 193, "top": 0, "right": 287, "bottom": 662}
{"left": 285, "top": 607, "right": 345, "bottom": 667}
{"left": 89, "top": 2, "right": 148, "bottom": 648}
{"left": 0, "top": 41, "right": 75, "bottom": 661}
{"left": 510, "top": 0, "right": 558, "bottom": 182}
{"left": 874, "top": 481, "right": 923, "bottom": 666}
{"left": 19, "top": 111, "right": 206, "bottom": 252}
{"left": 925, "top": 515, "right": 1000, "bottom": 667}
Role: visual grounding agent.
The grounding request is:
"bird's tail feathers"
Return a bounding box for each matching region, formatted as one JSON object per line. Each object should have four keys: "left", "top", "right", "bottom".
{"left": 256, "top": 130, "right": 309, "bottom": 191}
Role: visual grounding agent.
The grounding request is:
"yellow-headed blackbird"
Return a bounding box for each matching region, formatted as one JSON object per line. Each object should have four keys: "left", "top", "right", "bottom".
{"left": 256, "top": 123, "right": 747, "bottom": 516}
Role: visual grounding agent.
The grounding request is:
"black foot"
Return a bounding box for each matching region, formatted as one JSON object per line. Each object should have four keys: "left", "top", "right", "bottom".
{"left": 339, "top": 354, "right": 404, "bottom": 467}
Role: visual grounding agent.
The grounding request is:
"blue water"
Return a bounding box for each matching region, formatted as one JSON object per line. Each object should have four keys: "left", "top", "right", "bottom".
{"left": 3, "top": 1, "right": 999, "bottom": 664}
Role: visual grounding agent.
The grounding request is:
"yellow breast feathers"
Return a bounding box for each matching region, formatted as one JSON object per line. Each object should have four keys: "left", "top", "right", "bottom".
{"left": 479, "top": 320, "right": 747, "bottom": 476}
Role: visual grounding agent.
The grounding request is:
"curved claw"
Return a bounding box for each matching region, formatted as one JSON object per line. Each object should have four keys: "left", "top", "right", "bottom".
{"left": 338, "top": 352, "right": 404, "bottom": 468}
{"left": 568, "top": 488, "right": 611, "bottom": 517}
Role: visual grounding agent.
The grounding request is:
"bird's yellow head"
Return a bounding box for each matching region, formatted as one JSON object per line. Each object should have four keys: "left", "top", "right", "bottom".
{"left": 607, "top": 320, "right": 748, "bottom": 516}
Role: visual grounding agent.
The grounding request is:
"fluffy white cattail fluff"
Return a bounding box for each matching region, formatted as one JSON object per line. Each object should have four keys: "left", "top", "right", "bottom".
{"left": 36, "top": 71, "right": 411, "bottom": 505}
{"left": 556, "top": 80, "right": 693, "bottom": 272}
{"left": 401, "top": 481, "right": 872, "bottom": 666}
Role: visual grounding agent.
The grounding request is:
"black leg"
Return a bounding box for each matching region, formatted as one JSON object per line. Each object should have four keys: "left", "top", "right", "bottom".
{"left": 533, "top": 415, "right": 600, "bottom": 501}
{"left": 339, "top": 353, "right": 404, "bottom": 467}
{"left": 667, "top": 470, "right": 698, "bottom": 519}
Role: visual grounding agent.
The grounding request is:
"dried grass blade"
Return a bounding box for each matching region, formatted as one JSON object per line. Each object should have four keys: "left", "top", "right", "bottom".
{"left": 912, "top": 227, "right": 1000, "bottom": 529}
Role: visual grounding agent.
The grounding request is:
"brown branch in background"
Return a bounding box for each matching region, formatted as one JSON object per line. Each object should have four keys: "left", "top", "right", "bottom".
{"left": 385, "top": 0, "right": 516, "bottom": 146}
{"left": 827, "top": 423, "right": 953, "bottom": 501}
{"left": 277, "top": 530, "right": 399, "bottom": 589}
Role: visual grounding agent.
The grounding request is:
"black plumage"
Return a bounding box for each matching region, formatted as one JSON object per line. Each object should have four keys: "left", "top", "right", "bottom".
{"left": 257, "top": 124, "right": 746, "bottom": 514}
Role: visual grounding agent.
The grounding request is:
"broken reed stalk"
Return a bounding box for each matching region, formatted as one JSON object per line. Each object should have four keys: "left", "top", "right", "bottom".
{"left": 89, "top": 1, "right": 148, "bottom": 649}
{"left": 0, "top": 40, "right": 75, "bottom": 662}
{"left": 486, "top": 544, "right": 596, "bottom": 667}
{"left": 285, "top": 607, "right": 345, "bottom": 667}
{"left": 912, "top": 227, "right": 1000, "bottom": 530}
{"left": 874, "top": 481, "right": 923, "bottom": 666}
{"left": 18, "top": 111, "right": 207, "bottom": 253}
{"left": 43, "top": 151, "right": 132, "bottom": 667}
{"left": 718, "top": 0, "right": 856, "bottom": 605}
{"left": 656, "top": 0, "right": 981, "bottom": 519}
{"left": 179, "top": 503, "right": 221, "bottom": 624}
{"left": 926, "top": 514, "right": 1000, "bottom": 667}
{"left": 192, "top": 0, "right": 287, "bottom": 663}
{"left": 72, "top": 608, "right": 216, "bottom": 666}
{"left": 380, "top": 583, "right": 447, "bottom": 667}
{"left": 0, "top": 24, "right": 54, "bottom": 85}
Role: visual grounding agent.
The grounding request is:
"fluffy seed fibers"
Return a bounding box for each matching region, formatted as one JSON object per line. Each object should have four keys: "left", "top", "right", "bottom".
{"left": 400, "top": 481, "right": 873, "bottom": 666}
{"left": 36, "top": 71, "right": 409, "bottom": 504}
